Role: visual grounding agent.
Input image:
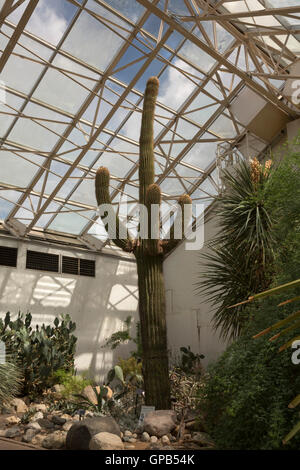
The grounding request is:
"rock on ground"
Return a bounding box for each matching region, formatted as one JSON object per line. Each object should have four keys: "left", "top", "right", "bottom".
{"left": 37, "top": 418, "right": 55, "bottom": 430}
{"left": 141, "top": 432, "right": 150, "bottom": 442}
{"left": 31, "top": 434, "right": 46, "bottom": 447}
{"left": 124, "top": 443, "right": 135, "bottom": 450}
{"left": 5, "top": 415, "right": 21, "bottom": 425}
{"left": 66, "top": 416, "right": 121, "bottom": 450}
{"left": 143, "top": 410, "right": 177, "bottom": 438}
{"left": 51, "top": 415, "right": 66, "bottom": 425}
{"left": 161, "top": 435, "right": 170, "bottom": 445}
{"left": 30, "top": 411, "right": 44, "bottom": 422}
{"left": 62, "top": 421, "right": 74, "bottom": 432}
{"left": 22, "top": 428, "right": 39, "bottom": 443}
{"left": 89, "top": 432, "right": 124, "bottom": 450}
{"left": 25, "top": 422, "right": 42, "bottom": 432}
{"left": 5, "top": 426, "right": 22, "bottom": 438}
{"left": 30, "top": 404, "right": 48, "bottom": 413}
{"left": 42, "top": 431, "right": 66, "bottom": 449}
{"left": 83, "top": 385, "right": 113, "bottom": 405}
{"left": 10, "top": 398, "right": 28, "bottom": 413}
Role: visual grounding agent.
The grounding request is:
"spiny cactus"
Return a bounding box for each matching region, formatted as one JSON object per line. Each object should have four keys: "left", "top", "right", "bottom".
{"left": 95, "top": 76, "right": 192, "bottom": 409}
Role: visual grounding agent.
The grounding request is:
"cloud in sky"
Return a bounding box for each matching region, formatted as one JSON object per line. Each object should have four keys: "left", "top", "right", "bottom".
{"left": 26, "top": 0, "right": 68, "bottom": 46}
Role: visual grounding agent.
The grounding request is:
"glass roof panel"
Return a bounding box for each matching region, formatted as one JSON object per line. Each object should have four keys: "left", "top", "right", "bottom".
{"left": 32, "top": 54, "right": 98, "bottom": 114}
{"left": 0, "top": 91, "right": 25, "bottom": 137}
{"left": 62, "top": 3, "right": 129, "bottom": 72}
{"left": 25, "top": 0, "right": 78, "bottom": 46}
{"left": 0, "top": 0, "right": 298, "bottom": 247}
{"left": 0, "top": 151, "right": 45, "bottom": 187}
{"left": 48, "top": 206, "right": 96, "bottom": 234}
{"left": 8, "top": 102, "right": 70, "bottom": 152}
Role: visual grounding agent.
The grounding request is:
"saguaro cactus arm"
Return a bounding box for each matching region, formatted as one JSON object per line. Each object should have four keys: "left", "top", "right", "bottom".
{"left": 95, "top": 166, "right": 132, "bottom": 252}
{"left": 163, "top": 194, "right": 192, "bottom": 254}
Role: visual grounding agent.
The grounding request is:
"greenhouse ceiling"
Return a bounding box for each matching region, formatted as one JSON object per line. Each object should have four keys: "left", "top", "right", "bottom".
{"left": 0, "top": 0, "right": 299, "bottom": 254}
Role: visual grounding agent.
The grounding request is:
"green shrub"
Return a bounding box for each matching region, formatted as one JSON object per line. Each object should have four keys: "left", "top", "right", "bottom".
{"left": 0, "top": 312, "right": 77, "bottom": 396}
{"left": 200, "top": 144, "right": 300, "bottom": 449}
{"left": 52, "top": 369, "right": 92, "bottom": 398}
{"left": 0, "top": 361, "right": 23, "bottom": 407}
{"left": 200, "top": 294, "right": 300, "bottom": 449}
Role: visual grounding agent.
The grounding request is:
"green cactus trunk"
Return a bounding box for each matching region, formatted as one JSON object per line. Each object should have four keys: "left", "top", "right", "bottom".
{"left": 136, "top": 253, "right": 171, "bottom": 409}
{"left": 95, "top": 76, "right": 192, "bottom": 409}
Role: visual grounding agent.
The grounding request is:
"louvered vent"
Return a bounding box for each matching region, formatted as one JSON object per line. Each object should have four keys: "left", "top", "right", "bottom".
{"left": 62, "top": 256, "right": 95, "bottom": 277}
{"left": 26, "top": 250, "right": 59, "bottom": 272}
{"left": 62, "top": 256, "right": 79, "bottom": 275}
{"left": 0, "top": 246, "right": 18, "bottom": 267}
{"left": 80, "top": 259, "right": 95, "bottom": 277}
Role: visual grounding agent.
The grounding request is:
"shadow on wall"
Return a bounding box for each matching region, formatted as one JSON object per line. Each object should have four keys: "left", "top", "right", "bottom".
{"left": 0, "top": 255, "right": 139, "bottom": 383}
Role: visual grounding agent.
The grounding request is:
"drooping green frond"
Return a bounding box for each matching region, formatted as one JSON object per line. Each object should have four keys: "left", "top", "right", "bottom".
{"left": 196, "top": 159, "right": 275, "bottom": 339}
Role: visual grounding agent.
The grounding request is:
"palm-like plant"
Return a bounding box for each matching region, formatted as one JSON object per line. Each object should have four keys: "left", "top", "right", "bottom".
{"left": 0, "top": 360, "right": 23, "bottom": 408}
{"left": 196, "top": 158, "right": 275, "bottom": 339}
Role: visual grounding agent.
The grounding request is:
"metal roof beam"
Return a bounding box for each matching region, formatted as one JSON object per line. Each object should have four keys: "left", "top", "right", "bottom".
{"left": 0, "top": 0, "right": 39, "bottom": 73}
{"left": 136, "top": 0, "right": 297, "bottom": 118}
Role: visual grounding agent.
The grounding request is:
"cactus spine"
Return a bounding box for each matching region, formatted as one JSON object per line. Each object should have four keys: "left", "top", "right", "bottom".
{"left": 95, "top": 77, "right": 192, "bottom": 409}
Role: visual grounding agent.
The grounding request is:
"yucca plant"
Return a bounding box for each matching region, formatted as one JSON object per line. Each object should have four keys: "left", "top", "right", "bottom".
{"left": 196, "top": 157, "right": 275, "bottom": 339}
{"left": 0, "top": 360, "right": 23, "bottom": 408}
{"left": 247, "top": 279, "right": 300, "bottom": 444}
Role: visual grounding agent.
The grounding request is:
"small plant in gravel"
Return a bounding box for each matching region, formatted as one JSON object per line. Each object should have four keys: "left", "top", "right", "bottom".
{"left": 20, "top": 408, "right": 37, "bottom": 424}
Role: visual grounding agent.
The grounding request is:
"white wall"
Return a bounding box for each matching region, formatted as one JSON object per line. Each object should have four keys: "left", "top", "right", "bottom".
{"left": 0, "top": 223, "right": 229, "bottom": 380}
{"left": 0, "top": 236, "right": 139, "bottom": 382}
{"left": 164, "top": 215, "right": 229, "bottom": 369}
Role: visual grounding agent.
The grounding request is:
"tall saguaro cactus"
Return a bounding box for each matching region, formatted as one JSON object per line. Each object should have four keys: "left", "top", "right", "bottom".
{"left": 95, "top": 77, "right": 192, "bottom": 409}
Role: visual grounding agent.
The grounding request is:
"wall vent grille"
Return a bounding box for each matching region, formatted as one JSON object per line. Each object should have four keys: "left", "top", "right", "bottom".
{"left": 26, "top": 250, "right": 59, "bottom": 273}
{"left": 0, "top": 246, "right": 18, "bottom": 267}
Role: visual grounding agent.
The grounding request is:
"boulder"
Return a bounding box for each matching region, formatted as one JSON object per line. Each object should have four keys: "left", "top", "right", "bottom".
{"left": 5, "top": 426, "right": 22, "bottom": 438}
{"left": 82, "top": 385, "right": 113, "bottom": 405}
{"left": 37, "top": 418, "right": 55, "bottom": 430}
{"left": 25, "top": 422, "right": 41, "bottom": 432}
{"left": 60, "top": 414, "right": 72, "bottom": 421}
{"left": 141, "top": 431, "right": 150, "bottom": 442}
{"left": 51, "top": 415, "right": 66, "bottom": 426}
{"left": 31, "top": 434, "right": 46, "bottom": 447}
{"left": 51, "top": 384, "right": 65, "bottom": 399}
{"left": 62, "top": 421, "right": 74, "bottom": 432}
{"left": 89, "top": 432, "right": 124, "bottom": 450}
{"left": 161, "top": 435, "right": 170, "bottom": 445}
{"left": 30, "top": 403, "right": 48, "bottom": 413}
{"left": 5, "top": 415, "right": 21, "bottom": 425}
{"left": 22, "top": 429, "right": 39, "bottom": 443}
{"left": 66, "top": 416, "right": 121, "bottom": 450}
{"left": 10, "top": 398, "right": 28, "bottom": 413}
{"left": 42, "top": 431, "right": 66, "bottom": 449}
{"left": 30, "top": 411, "right": 44, "bottom": 422}
{"left": 143, "top": 410, "right": 177, "bottom": 438}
